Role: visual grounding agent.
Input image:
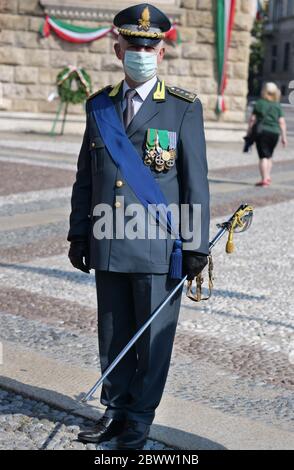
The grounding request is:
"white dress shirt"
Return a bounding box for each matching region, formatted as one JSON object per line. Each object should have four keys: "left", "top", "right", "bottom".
{"left": 122, "top": 75, "right": 158, "bottom": 117}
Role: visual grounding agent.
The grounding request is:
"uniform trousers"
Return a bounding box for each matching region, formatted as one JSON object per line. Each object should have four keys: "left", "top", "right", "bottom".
{"left": 95, "top": 270, "right": 183, "bottom": 425}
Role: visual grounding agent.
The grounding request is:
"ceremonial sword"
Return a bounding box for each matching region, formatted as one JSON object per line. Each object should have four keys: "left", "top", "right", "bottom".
{"left": 81, "top": 203, "right": 253, "bottom": 403}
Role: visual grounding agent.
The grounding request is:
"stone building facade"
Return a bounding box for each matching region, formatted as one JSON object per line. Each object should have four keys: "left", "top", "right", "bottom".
{"left": 0, "top": 0, "right": 256, "bottom": 138}
{"left": 263, "top": 0, "right": 294, "bottom": 100}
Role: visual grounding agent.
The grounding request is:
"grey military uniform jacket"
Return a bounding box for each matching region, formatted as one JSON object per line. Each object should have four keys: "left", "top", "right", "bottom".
{"left": 67, "top": 78, "right": 210, "bottom": 273}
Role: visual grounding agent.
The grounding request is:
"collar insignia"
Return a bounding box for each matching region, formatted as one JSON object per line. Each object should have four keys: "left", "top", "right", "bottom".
{"left": 108, "top": 81, "right": 123, "bottom": 97}
{"left": 153, "top": 80, "right": 166, "bottom": 101}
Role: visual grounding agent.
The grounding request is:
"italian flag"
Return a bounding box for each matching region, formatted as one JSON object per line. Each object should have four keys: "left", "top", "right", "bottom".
{"left": 39, "top": 15, "right": 114, "bottom": 43}
{"left": 40, "top": 15, "right": 181, "bottom": 45}
{"left": 165, "top": 24, "right": 181, "bottom": 44}
{"left": 256, "top": 0, "right": 265, "bottom": 20}
{"left": 216, "top": 0, "right": 236, "bottom": 113}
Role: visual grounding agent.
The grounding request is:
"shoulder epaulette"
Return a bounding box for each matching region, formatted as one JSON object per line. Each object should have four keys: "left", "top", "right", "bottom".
{"left": 167, "top": 86, "right": 197, "bottom": 103}
{"left": 87, "top": 85, "right": 112, "bottom": 101}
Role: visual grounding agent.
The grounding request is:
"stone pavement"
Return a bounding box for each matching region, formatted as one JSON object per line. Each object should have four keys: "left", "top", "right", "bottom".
{"left": 0, "top": 386, "right": 173, "bottom": 451}
{"left": 0, "top": 131, "right": 294, "bottom": 450}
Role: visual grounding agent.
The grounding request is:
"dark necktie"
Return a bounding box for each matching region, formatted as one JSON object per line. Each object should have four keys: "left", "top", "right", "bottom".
{"left": 123, "top": 88, "right": 137, "bottom": 129}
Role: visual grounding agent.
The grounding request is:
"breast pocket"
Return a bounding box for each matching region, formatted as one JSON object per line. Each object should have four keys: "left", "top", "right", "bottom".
{"left": 89, "top": 136, "right": 105, "bottom": 173}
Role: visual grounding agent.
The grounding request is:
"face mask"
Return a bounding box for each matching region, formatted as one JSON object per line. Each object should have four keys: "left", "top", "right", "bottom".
{"left": 123, "top": 50, "right": 158, "bottom": 83}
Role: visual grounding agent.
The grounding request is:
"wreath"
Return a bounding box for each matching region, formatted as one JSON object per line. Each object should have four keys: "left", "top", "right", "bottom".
{"left": 56, "top": 66, "right": 92, "bottom": 104}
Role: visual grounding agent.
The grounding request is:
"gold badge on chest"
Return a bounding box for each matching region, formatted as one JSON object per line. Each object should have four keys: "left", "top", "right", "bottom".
{"left": 144, "top": 129, "right": 177, "bottom": 173}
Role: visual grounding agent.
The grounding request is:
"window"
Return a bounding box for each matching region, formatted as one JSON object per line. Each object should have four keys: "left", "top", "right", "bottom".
{"left": 287, "top": 0, "right": 294, "bottom": 15}
{"left": 271, "top": 44, "right": 278, "bottom": 72}
{"left": 283, "top": 42, "right": 291, "bottom": 71}
{"left": 273, "top": 0, "right": 284, "bottom": 21}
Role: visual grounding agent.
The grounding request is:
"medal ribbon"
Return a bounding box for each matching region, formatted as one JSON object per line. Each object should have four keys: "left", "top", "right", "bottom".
{"left": 146, "top": 128, "right": 156, "bottom": 150}
{"left": 157, "top": 129, "right": 169, "bottom": 150}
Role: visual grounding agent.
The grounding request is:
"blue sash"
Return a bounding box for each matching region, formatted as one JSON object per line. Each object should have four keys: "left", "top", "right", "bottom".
{"left": 89, "top": 91, "right": 182, "bottom": 279}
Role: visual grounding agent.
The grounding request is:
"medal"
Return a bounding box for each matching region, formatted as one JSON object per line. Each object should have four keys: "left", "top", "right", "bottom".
{"left": 144, "top": 129, "right": 177, "bottom": 172}
{"left": 145, "top": 129, "right": 157, "bottom": 167}
{"left": 156, "top": 166, "right": 164, "bottom": 172}
{"left": 155, "top": 154, "right": 165, "bottom": 170}
{"left": 165, "top": 158, "right": 175, "bottom": 169}
{"left": 144, "top": 156, "right": 153, "bottom": 166}
{"left": 155, "top": 132, "right": 162, "bottom": 157}
{"left": 145, "top": 148, "right": 156, "bottom": 165}
{"left": 162, "top": 150, "right": 171, "bottom": 161}
{"left": 168, "top": 131, "right": 177, "bottom": 161}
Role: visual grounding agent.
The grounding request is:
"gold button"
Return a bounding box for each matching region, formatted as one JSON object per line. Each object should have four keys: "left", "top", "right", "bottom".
{"left": 115, "top": 180, "right": 124, "bottom": 188}
{"left": 114, "top": 201, "right": 121, "bottom": 208}
{"left": 91, "top": 142, "right": 95, "bottom": 148}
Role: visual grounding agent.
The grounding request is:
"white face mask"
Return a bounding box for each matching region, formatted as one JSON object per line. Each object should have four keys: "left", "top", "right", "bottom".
{"left": 123, "top": 50, "right": 158, "bottom": 83}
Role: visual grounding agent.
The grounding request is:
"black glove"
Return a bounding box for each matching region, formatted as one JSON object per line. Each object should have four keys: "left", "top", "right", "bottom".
{"left": 182, "top": 251, "right": 208, "bottom": 281}
{"left": 68, "top": 240, "right": 90, "bottom": 274}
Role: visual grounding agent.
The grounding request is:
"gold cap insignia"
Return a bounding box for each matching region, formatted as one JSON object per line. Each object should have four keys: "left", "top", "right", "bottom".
{"left": 138, "top": 6, "right": 151, "bottom": 31}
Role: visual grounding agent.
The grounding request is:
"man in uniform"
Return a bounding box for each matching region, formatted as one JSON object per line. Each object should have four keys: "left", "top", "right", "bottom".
{"left": 67, "top": 3, "right": 210, "bottom": 450}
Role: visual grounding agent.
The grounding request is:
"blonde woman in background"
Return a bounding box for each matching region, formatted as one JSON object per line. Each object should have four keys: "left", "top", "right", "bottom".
{"left": 247, "top": 82, "right": 287, "bottom": 187}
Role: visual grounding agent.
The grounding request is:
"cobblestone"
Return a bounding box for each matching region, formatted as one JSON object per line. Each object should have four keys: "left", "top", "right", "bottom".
{"left": 0, "top": 389, "right": 174, "bottom": 450}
